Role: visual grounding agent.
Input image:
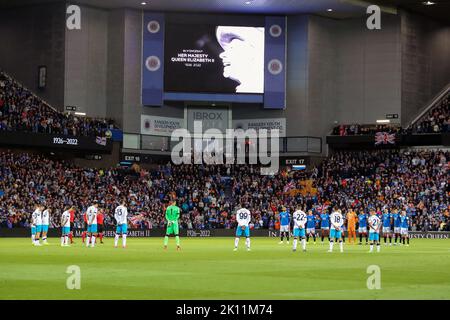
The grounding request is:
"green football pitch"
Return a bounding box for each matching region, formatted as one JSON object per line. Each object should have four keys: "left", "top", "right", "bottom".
{"left": 0, "top": 237, "right": 449, "bottom": 300}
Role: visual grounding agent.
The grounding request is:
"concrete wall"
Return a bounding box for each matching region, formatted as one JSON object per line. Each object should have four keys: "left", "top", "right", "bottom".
{"left": 64, "top": 5, "right": 108, "bottom": 117}
{"left": 0, "top": 3, "right": 66, "bottom": 109}
{"left": 401, "top": 10, "right": 450, "bottom": 126}
{"left": 335, "top": 14, "right": 402, "bottom": 125}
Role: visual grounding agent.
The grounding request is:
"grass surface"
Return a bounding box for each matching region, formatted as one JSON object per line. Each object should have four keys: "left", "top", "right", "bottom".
{"left": 0, "top": 237, "right": 449, "bottom": 299}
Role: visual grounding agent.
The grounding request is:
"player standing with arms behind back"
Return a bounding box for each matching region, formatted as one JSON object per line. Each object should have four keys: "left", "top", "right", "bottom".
{"left": 234, "top": 204, "right": 251, "bottom": 251}
{"left": 368, "top": 209, "right": 381, "bottom": 253}
{"left": 86, "top": 201, "right": 99, "bottom": 248}
{"left": 114, "top": 200, "right": 128, "bottom": 248}
{"left": 31, "top": 205, "right": 43, "bottom": 246}
{"left": 41, "top": 207, "right": 50, "bottom": 245}
{"left": 164, "top": 200, "right": 181, "bottom": 250}
{"left": 60, "top": 207, "right": 71, "bottom": 247}
{"left": 329, "top": 208, "right": 344, "bottom": 253}
{"left": 278, "top": 207, "right": 290, "bottom": 244}
{"left": 292, "top": 206, "right": 307, "bottom": 252}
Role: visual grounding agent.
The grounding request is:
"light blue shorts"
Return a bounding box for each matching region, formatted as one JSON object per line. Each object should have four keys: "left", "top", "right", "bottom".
{"left": 116, "top": 224, "right": 128, "bottom": 234}
{"left": 236, "top": 226, "right": 250, "bottom": 237}
{"left": 35, "top": 225, "right": 42, "bottom": 233}
{"left": 31, "top": 227, "right": 36, "bottom": 235}
{"left": 293, "top": 228, "right": 306, "bottom": 238}
{"left": 87, "top": 224, "right": 98, "bottom": 233}
{"left": 62, "top": 226, "right": 70, "bottom": 235}
{"left": 330, "top": 229, "right": 342, "bottom": 239}
{"left": 369, "top": 232, "right": 380, "bottom": 241}
{"left": 41, "top": 225, "right": 49, "bottom": 233}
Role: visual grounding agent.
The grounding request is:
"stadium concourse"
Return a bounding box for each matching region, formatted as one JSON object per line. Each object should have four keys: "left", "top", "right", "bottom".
{"left": 0, "top": 149, "right": 448, "bottom": 232}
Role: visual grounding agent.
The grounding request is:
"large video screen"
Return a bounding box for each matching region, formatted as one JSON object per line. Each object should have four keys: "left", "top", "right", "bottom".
{"left": 164, "top": 24, "right": 265, "bottom": 94}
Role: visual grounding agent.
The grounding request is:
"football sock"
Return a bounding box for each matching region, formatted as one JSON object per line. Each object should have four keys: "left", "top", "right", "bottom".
{"left": 123, "top": 235, "right": 127, "bottom": 247}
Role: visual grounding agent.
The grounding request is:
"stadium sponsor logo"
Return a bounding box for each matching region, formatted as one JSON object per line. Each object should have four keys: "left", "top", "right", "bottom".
{"left": 171, "top": 121, "right": 280, "bottom": 175}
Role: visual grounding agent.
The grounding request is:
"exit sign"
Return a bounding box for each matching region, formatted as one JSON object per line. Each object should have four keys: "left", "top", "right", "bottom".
{"left": 386, "top": 114, "right": 398, "bottom": 119}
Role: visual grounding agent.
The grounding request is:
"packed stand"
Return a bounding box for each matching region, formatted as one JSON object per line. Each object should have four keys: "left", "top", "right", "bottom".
{"left": 0, "top": 149, "right": 448, "bottom": 231}
{"left": 331, "top": 124, "right": 402, "bottom": 136}
{"left": 408, "top": 94, "right": 450, "bottom": 134}
{"left": 0, "top": 71, "right": 115, "bottom": 137}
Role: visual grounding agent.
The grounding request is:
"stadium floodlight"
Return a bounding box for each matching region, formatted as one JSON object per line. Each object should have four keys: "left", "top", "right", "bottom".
{"left": 423, "top": 1, "right": 435, "bottom": 5}
{"left": 376, "top": 119, "right": 390, "bottom": 123}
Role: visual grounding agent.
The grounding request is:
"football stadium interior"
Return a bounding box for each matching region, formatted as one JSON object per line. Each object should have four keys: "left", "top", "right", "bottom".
{"left": 0, "top": 0, "right": 449, "bottom": 300}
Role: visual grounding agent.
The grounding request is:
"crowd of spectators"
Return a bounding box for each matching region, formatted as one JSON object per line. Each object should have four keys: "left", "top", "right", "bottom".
{"left": 0, "top": 148, "right": 448, "bottom": 232}
{"left": 332, "top": 124, "right": 402, "bottom": 136}
{"left": 0, "top": 71, "right": 115, "bottom": 137}
{"left": 408, "top": 95, "right": 450, "bottom": 134}
{"left": 332, "top": 94, "right": 449, "bottom": 136}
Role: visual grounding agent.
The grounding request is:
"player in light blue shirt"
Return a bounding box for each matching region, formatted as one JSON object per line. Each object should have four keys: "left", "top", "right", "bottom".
{"left": 278, "top": 207, "right": 291, "bottom": 244}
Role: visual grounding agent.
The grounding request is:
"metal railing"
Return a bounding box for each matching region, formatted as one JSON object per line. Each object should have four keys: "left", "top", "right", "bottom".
{"left": 122, "top": 133, "right": 322, "bottom": 154}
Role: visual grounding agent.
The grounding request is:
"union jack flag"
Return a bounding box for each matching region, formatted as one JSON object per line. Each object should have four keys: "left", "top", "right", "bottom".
{"left": 315, "top": 204, "right": 329, "bottom": 214}
{"left": 375, "top": 132, "right": 395, "bottom": 145}
{"left": 283, "top": 180, "right": 295, "bottom": 193}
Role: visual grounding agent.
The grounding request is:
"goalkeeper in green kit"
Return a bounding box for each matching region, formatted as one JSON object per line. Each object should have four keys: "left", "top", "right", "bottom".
{"left": 164, "top": 200, "right": 181, "bottom": 250}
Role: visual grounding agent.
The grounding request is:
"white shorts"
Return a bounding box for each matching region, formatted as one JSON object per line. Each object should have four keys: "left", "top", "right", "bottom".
{"left": 321, "top": 226, "right": 329, "bottom": 230}
{"left": 280, "top": 225, "right": 290, "bottom": 232}
{"left": 400, "top": 228, "right": 408, "bottom": 236}
{"left": 394, "top": 227, "right": 401, "bottom": 234}
{"left": 358, "top": 227, "right": 367, "bottom": 233}
{"left": 382, "top": 227, "right": 391, "bottom": 233}
{"left": 306, "top": 228, "right": 315, "bottom": 234}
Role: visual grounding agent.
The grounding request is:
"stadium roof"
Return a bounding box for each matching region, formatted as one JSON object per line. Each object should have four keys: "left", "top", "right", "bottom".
{"left": 1, "top": 0, "right": 449, "bottom": 22}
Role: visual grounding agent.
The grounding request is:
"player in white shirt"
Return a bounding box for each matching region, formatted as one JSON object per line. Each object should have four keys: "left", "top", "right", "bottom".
{"left": 31, "top": 205, "right": 44, "bottom": 246}
{"left": 292, "top": 207, "right": 308, "bottom": 252}
{"left": 60, "top": 207, "right": 72, "bottom": 247}
{"left": 328, "top": 207, "right": 344, "bottom": 253}
{"left": 234, "top": 205, "right": 251, "bottom": 251}
{"left": 368, "top": 209, "right": 381, "bottom": 253}
{"left": 41, "top": 207, "right": 51, "bottom": 245}
{"left": 86, "top": 201, "right": 99, "bottom": 248}
{"left": 114, "top": 200, "right": 128, "bottom": 248}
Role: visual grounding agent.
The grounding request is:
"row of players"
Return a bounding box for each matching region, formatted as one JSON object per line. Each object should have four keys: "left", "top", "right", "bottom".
{"left": 29, "top": 201, "right": 410, "bottom": 253}
{"left": 30, "top": 200, "right": 129, "bottom": 248}
{"left": 276, "top": 207, "right": 411, "bottom": 246}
